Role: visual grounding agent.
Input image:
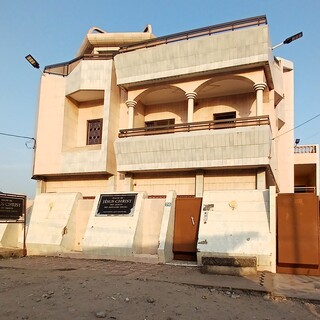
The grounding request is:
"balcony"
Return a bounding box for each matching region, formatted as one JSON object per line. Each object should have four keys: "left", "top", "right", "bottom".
{"left": 119, "top": 116, "right": 269, "bottom": 138}
{"left": 294, "top": 144, "right": 319, "bottom": 195}
{"left": 114, "top": 116, "right": 272, "bottom": 172}
{"left": 294, "top": 145, "right": 317, "bottom": 154}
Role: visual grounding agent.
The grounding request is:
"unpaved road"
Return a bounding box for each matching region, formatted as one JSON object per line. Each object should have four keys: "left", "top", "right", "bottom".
{"left": 0, "top": 257, "right": 319, "bottom": 320}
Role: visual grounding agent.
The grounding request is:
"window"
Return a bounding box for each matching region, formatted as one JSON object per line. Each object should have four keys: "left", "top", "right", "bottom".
{"left": 87, "top": 119, "right": 103, "bottom": 145}
{"left": 145, "top": 119, "right": 175, "bottom": 132}
{"left": 213, "top": 111, "right": 236, "bottom": 128}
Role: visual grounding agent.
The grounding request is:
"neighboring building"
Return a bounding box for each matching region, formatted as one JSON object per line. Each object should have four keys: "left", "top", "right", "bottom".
{"left": 18, "top": 16, "right": 318, "bottom": 272}
{"left": 294, "top": 144, "right": 319, "bottom": 194}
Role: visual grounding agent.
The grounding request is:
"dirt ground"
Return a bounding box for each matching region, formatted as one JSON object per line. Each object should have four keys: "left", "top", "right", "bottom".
{"left": 0, "top": 257, "right": 319, "bottom": 320}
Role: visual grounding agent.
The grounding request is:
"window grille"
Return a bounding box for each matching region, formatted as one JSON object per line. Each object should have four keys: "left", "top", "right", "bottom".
{"left": 87, "top": 119, "right": 103, "bottom": 145}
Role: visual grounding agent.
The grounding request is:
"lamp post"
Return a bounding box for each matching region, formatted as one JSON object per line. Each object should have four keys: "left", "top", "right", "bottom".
{"left": 25, "top": 54, "right": 45, "bottom": 76}
{"left": 272, "top": 32, "right": 303, "bottom": 50}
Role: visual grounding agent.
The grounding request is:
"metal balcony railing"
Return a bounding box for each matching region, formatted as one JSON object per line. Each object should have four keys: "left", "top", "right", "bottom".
{"left": 44, "top": 53, "right": 115, "bottom": 76}
{"left": 118, "top": 115, "right": 270, "bottom": 138}
{"left": 294, "top": 186, "right": 316, "bottom": 194}
{"left": 294, "top": 145, "right": 317, "bottom": 154}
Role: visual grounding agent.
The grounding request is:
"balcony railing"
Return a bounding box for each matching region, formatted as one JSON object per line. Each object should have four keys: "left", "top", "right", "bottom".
{"left": 294, "top": 186, "right": 316, "bottom": 194}
{"left": 294, "top": 145, "right": 317, "bottom": 154}
{"left": 44, "top": 53, "right": 115, "bottom": 77}
{"left": 118, "top": 115, "right": 270, "bottom": 138}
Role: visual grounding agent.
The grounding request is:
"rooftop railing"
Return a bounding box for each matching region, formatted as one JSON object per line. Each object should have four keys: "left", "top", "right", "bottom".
{"left": 118, "top": 115, "right": 270, "bottom": 138}
{"left": 294, "top": 145, "right": 318, "bottom": 154}
{"left": 44, "top": 15, "right": 267, "bottom": 77}
{"left": 119, "top": 15, "right": 267, "bottom": 52}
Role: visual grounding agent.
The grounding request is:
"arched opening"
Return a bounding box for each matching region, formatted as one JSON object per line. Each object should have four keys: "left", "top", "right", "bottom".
{"left": 194, "top": 76, "right": 256, "bottom": 121}
{"left": 133, "top": 85, "right": 187, "bottom": 128}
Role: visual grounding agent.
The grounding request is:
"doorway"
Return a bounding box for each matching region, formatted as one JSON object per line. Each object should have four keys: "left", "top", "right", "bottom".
{"left": 173, "top": 197, "right": 202, "bottom": 261}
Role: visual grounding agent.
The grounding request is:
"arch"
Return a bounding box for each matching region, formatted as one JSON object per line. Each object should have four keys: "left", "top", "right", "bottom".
{"left": 195, "top": 75, "right": 255, "bottom": 98}
{"left": 193, "top": 75, "right": 257, "bottom": 120}
{"left": 134, "top": 85, "right": 186, "bottom": 105}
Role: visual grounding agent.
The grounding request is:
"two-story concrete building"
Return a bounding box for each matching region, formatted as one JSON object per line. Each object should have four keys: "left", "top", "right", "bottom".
{"left": 18, "top": 15, "right": 319, "bottom": 273}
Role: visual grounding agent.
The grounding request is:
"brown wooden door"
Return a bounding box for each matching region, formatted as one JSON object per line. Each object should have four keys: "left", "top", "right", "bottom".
{"left": 277, "top": 193, "right": 320, "bottom": 275}
{"left": 173, "top": 198, "right": 202, "bottom": 260}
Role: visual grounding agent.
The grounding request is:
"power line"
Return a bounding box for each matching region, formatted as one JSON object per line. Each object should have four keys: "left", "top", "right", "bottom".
{"left": 301, "top": 129, "right": 320, "bottom": 142}
{"left": 0, "top": 132, "right": 36, "bottom": 149}
{"left": 272, "top": 113, "right": 320, "bottom": 140}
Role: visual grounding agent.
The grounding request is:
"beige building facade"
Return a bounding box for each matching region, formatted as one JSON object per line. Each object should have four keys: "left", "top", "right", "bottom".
{"left": 9, "top": 16, "right": 318, "bottom": 272}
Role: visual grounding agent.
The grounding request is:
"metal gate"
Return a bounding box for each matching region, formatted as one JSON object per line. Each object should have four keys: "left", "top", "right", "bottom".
{"left": 277, "top": 193, "right": 320, "bottom": 275}
{"left": 173, "top": 197, "right": 202, "bottom": 261}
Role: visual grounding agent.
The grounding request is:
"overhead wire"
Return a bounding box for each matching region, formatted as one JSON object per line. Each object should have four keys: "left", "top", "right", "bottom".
{"left": 272, "top": 113, "right": 320, "bottom": 140}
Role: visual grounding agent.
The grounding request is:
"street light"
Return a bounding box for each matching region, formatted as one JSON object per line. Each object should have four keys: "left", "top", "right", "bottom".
{"left": 272, "top": 32, "right": 303, "bottom": 50}
{"left": 25, "top": 54, "right": 45, "bottom": 76}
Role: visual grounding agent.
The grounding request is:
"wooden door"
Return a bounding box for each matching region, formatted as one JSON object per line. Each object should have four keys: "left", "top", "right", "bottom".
{"left": 173, "top": 198, "right": 202, "bottom": 261}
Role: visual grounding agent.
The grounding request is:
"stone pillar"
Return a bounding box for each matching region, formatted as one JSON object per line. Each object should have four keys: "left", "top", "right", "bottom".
{"left": 185, "top": 92, "right": 197, "bottom": 123}
{"left": 269, "top": 186, "right": 277, "bottom": 273}
{"left": 256, "top": 169, "right": 266, "bottom": 190}
{"left": 195, "top": 170, "right": 204, "bottom": 197}
{"left": 125, "top": 100, "right": 137, "bottom": 129}
{"left": 124, "top": 173, "right": 133, "bottom": 192}
{"left": 36, "top": 180, "right": 46, "bottom": 195}
{"left": 107, "top": 175, "right": 116, "bottom": 192}
{"left": 253, "top": 83, "right": 267, "bottom": 116}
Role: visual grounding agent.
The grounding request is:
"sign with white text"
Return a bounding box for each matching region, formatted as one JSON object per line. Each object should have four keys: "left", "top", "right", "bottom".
{"left": 96, "top": 194, "right": 137, "bottom": 216}
{"left": 0, "top": 193, "right": 25, "bottom": 220}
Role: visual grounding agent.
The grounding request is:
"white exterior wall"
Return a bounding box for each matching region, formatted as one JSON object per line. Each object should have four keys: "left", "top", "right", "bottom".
{"left": 82, "top": 192, "right": 147, "bottom": 257}
{"left": 275, "top": 59, "right": 294, "bottom": 192}
{"left": 134, "top": 198, "right": 165, "bottom": 254}
{"left": 158, "top": 191, "right": 177, "bottom": 263}
{"left": 26, "top": 193, "right": 82, "bottom": 254}
{"left": 115, "top": 126, "right": 272, "bottom": 172}
{"left": 115, "top": 26, "right": 270, "bottom": 85}
{"left": 197, "top": 189, "right": 276, "bottom": 272}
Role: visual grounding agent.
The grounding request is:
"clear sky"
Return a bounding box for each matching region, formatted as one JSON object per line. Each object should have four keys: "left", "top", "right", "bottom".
{"left": 0, "top": 0, "right": 319, "bottom": 199}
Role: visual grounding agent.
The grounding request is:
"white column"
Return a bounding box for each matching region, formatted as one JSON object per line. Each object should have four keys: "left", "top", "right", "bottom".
{"left": 195, "top": 170, "right": 204, "bottom": 197}
{"left": 125, "top": 100, "right": 137, "bottom": 129}
{"left": 256, "top": 169, "right": 266, "bottom": 190}
{"left": 124, "top": 173, "right": 133, "bottom": 192}
{"left": 185, "top": 92, "right": 197, "bottom": 123}
{"left": 36, "top": 180, "right": 46, "bottom": 195}
{"left": 269, "top": 186, "right": 277, "bottom": 273}
{"left": 253, "top": 83, "right": 267, "bottom": 116}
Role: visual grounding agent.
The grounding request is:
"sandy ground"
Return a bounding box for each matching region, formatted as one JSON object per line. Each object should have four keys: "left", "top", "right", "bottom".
{"left": 0, "top": 257, "right": 319, "bottom": 320}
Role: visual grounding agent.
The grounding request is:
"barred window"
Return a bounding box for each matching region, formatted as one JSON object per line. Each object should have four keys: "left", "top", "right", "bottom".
{"left": 87, "top": 119, "right": 103, "bottom": 145}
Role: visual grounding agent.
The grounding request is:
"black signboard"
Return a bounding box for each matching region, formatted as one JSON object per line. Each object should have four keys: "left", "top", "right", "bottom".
{"left": 0, "top": 194, "right": 25, "bottom": 220}
{"left": 96, "top": 193, "right": 137, "bottom": 216}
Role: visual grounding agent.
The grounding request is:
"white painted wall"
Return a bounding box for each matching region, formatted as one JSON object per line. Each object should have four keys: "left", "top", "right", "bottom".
{"left": 115, "top": 126, "right": 272, "bottom": 172}
{"left": 82, "top": 192, "right": 147, "bottom": 257}
{"left": 115, "top": 25, "right": 270, "bottom": 85}
{"left": 26, "top": 193, "right": 82, "bottom": 254}
{"left": 197, "top": 189, "right": 276, "bottom": 272}
{"left": 158, "top": 191, "right": 177, "bottom": 263}
{"left": 134, "top": 198, "right": 165, "bottom": 254}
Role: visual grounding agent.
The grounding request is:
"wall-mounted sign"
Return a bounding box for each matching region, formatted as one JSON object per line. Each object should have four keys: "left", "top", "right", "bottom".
{"left": 96, "top": 193, "right": 137, "bottom": 216}
{"left": 0, "top": 193, "right": 25, "bottom": 220}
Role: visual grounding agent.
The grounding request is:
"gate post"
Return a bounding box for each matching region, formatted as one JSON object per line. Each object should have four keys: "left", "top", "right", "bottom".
{"left": 269, "top": 186, "right": 276, "bottom": 273}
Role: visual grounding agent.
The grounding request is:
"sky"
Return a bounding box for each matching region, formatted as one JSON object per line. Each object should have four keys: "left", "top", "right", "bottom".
{"left": 0, "top": 0, "right": 319, "bottom": 199}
